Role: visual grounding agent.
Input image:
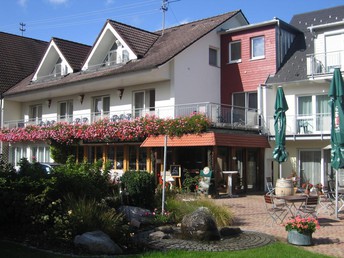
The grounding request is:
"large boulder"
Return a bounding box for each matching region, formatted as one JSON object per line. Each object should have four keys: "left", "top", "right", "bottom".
{"left": 118, "top": 205, "right": 152, "bottom": 225}
{"left": 74, "top": 231, "right": 123, "bottom": 255}
{"left": 181, "top": 207, "right": 221, "bottom": 241}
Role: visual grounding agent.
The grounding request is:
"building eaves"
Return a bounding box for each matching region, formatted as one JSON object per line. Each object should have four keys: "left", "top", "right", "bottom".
{"left": 219, "top": 18, "right": 301, "bottom": 35}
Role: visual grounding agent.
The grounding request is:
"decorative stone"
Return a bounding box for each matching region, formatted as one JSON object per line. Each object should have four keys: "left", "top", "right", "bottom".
{"left": 149, "top": 231, "right": 172, "bottom": 240}
{"left": 181, "top": 207, "right": 221, "bottom": 241}
{"left": 287, "top": 230, "right": 313, "bottom": 246}
{"left": 74, "top": 231, "right": 123, "bottom": 255}
{"left": 118, "top": 205, "right": 152, "bottom": 224}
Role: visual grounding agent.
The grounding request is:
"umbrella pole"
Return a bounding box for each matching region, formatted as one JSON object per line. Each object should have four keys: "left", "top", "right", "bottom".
{"left": 279, "top": 163, "right": 282, "bottom": 179}
{"left": 336, "top": 169, "right": 339, "bottom": 220}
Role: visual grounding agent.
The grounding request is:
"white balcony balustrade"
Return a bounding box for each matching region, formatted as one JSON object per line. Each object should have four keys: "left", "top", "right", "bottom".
{"left": 307, "top": 50, "right": 343, "bottom": 77}
{"left": 266, "top": 113, "right": 331, "bottom": 136}
{"left": 2, "top": 102, "right": 260, "bottom": 131}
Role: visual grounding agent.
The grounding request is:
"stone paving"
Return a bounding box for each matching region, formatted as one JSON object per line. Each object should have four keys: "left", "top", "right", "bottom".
{"left": 213, "top": 194, "right": 344, "bottom": 258}
{"left": 143, "top": 230, "right": 275, "bottom": 252}
{"left": 135, "top": 194, "right": 344, "bottom": 257}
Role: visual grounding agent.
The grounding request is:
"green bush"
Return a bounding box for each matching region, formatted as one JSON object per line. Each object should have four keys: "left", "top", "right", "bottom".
{"left": 121, "top": 170, "right": 155, "bottom": 209}
{"left": 64, "top": 195, "right": 128, "bottom": 244}
{"left": 51, "top": 157, "right": 115, "bottom": 200}
{"left": 0, "top": 157, "right": 124, "bottom": 249}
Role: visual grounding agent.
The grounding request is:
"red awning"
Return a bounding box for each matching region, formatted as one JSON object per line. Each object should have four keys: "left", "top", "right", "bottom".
{"left": 140, "top": 132, "right": 270, "bottom": 148}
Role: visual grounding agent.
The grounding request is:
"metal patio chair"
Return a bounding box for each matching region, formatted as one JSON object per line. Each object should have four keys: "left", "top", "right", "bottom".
{"left": 263, "top": 194, "right": 288, "bottom": 225}
{"left": 296, "top": 195, "right": 319, "bottom": 218}
{"left": 266, "top": 177, "right": 274, "bottom": 195}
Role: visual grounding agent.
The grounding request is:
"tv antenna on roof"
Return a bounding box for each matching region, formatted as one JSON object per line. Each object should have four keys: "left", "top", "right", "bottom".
{"left": 161, "top": 0, "right": 180, "bottom": 35}
{"left": 19, "top": 22, "right": 26, "bottom": 36}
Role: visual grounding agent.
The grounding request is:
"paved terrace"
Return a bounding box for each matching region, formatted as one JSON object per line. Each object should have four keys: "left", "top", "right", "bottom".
{"left": 213, "top": 194, "right": 344, "bottom": 258}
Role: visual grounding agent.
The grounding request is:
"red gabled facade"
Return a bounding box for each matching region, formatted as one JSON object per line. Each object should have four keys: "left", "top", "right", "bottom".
{"left": 220, "top": 24, "right": 278, "bottom": 105}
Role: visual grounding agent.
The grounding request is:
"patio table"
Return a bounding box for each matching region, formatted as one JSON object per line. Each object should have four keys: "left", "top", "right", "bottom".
{"left": 275, "top": 195, "right": 308, "bottom": 218}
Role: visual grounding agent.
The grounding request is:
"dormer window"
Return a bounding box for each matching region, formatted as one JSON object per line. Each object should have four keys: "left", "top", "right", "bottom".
{"left": 52, "top": 57, "right": 62, "bottom": 77}
{"left": 103, "top": 43, "right": 118, "bottom": 66}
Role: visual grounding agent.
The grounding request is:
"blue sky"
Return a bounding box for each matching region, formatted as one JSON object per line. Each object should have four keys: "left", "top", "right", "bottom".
{"left": 0, "top": 0, "right": 343, "bottom": 45}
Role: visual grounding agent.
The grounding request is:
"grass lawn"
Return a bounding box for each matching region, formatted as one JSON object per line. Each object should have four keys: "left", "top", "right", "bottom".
{"left": 0, "top": 240, "right": 333, "bottom": 258}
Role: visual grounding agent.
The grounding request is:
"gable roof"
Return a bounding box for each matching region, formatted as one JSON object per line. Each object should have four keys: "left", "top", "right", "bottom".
{"left": 108, "top": 20, "right": 159, "bottom": 58}
{"left": 4, "top": 10, "right": 241, "bottom": 97}
{"left": 267, "top": 5, "right": 344, "bottom": 84}
{"left": 52, "top": 37, "right": 91, "bottom": 71}
{"left": 0, "top": 32, "right": 48, "bottom": 94}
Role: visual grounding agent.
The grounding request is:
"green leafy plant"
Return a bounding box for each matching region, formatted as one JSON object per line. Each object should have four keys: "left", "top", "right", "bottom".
{"left": 182, "top": 171, "right": 200, "bottom": 193}
{"left": 121, "top": 170, "right": 155, "bottom": 209}
{"left": 284, "top": 216, "right": 320, "bottom": 233}
{"left": 165, "top": 195, "right": 233, "bottom": 227}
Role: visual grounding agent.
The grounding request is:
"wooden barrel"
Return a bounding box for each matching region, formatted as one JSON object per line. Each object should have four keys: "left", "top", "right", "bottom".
{"left": 275, "top": 179, "right": 294, "bottom": 196}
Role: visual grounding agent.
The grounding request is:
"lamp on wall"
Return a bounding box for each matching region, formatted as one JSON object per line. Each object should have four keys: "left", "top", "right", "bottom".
{"left": 79, "top": 94, "right": 85, "bottom": 104}
{"left": 46, "top": 99, "right": 52, "bottom": 108}
{"left": 117, "top": 89, "right": 124, "bottom": 100}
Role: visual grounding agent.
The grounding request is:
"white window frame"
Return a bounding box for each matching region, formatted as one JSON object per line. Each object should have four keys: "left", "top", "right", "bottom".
{"left": 133, "top": 89, "right": 155, "bottom": 118}
{"left": 58, "top": 100, "right": 73, "bottom": 122}
{"left": 228, "top": 41, "right": 241, "bottom": 63}
{"left": 297, "top": 94, "right": 330, "bottom": 133}
{"left": 93, "top": 95, "right": 110, "bottom": 121}
{"left": 29, "top": 104, "right": 42, "bottom": 125}
{"left": 251, "top": 36, "right": 265, "bottom": 60}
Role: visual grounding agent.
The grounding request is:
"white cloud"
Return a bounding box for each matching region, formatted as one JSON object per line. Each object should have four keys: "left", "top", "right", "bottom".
{"left": 18, "top": 0, "right": 28, "bottom": 7}
{"left": 48, "top": 0, "right": 68, "bottom": 4}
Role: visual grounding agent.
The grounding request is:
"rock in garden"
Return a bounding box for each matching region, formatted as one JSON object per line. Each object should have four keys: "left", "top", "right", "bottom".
{"left": 181, "top": 207, "right": 221, "bottom": 241}
{"left": 74, "top": 231, "right": 123, "bottom": 255}
{"left": 149, "top": 231, "right": 172, "bottom": 240}
{"left": 118, "top": 205, "right": 152, "bottom": 224}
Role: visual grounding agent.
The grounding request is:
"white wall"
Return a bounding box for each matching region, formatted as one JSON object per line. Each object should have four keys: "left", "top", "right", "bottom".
{"left": 3, "top": 100, "right": 21, "bottom": 122}
{"left": 173, "top": 30, "right": 221, "bottom": 105}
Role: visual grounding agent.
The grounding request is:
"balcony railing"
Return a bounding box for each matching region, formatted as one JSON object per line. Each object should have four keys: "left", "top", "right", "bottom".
{"left": 265, "top": 113, "right": 331, "bottom": 136}
{"left": 2, "top": 102, "right": 260, "bottom": 131}
{"left": 307, "top": 50, "right": 343, "bottom": 77}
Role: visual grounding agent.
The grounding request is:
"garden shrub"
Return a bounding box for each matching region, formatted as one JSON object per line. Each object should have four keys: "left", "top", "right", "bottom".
{"left": 121, "top": 170, "right": 155, "bottom": 209}
{"left": 165, "top": 196, "right": 233, "bottom": 227}
{"left": 0, "top": 157, "right": 125, "bottom": 249}
{"left": 64, "top": 195, "right": 128, "bottom": 244}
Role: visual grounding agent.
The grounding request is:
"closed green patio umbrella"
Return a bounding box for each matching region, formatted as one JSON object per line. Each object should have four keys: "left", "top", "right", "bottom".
{"left": 273, "top": 86, "right": 289, "bottom": 179}
{"left": 329, "top": 67, "right": 344, "bottom": 219}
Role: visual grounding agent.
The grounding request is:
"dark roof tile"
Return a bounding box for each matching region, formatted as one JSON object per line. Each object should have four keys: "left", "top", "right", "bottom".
{"left": 0, "top": 32, "right": 48, "bottom": 93}
{"left": 52, "top": 37, "right": 91, "bottom": 71}
{"left": 268, "top": 5, "right": 344, "bottom": 84}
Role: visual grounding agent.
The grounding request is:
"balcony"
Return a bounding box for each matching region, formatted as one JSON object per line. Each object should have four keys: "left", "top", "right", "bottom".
{"left": 2, "top": 102, "right": 260, "bottom": 131}
{"left": 307, "top": 50, "right": 343, "bottom": 78}
{"left": 265, "top": 113, "right": 331, "bottom": 139}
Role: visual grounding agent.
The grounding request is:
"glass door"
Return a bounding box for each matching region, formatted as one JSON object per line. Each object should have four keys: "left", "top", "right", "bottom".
{"left": 134, "top": 91, "right": 145, "bottom": 118}
{"left": 299, "top": 150, "right": 321, "bottom": 186}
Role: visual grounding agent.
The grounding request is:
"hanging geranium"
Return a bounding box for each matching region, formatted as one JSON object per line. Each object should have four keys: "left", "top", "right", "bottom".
{"left": 0, "top": 114, "right": 211, "bottom": 144}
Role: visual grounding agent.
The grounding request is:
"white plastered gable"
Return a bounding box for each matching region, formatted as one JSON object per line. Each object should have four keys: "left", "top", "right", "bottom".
{"left": 82, "top": 22, "right": 137, "bottom": 71}
{"left": 32, "top": 40, "right": 73, "bottom": 82}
